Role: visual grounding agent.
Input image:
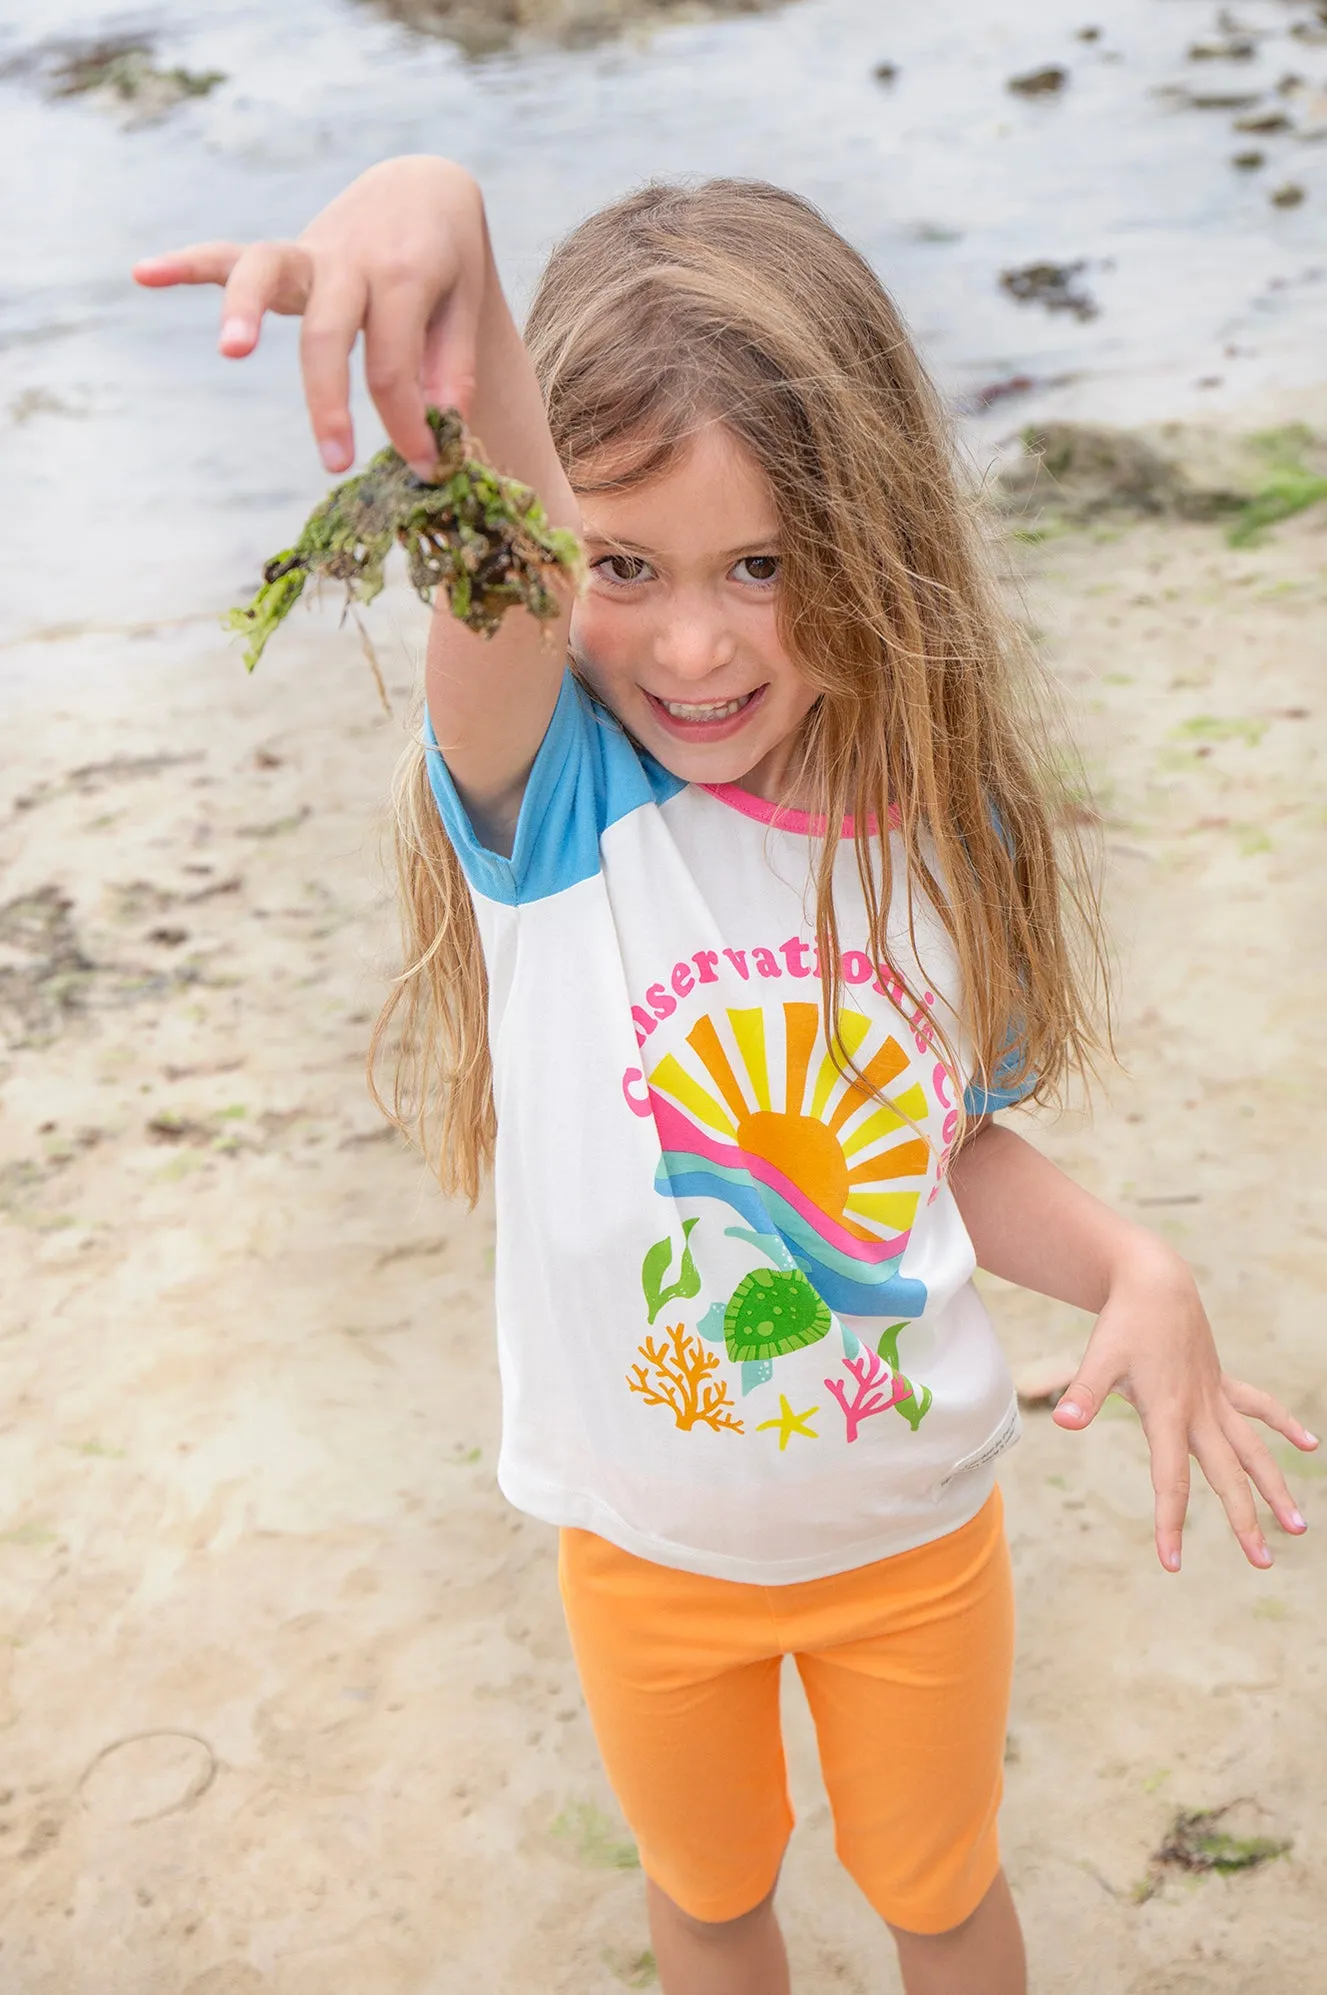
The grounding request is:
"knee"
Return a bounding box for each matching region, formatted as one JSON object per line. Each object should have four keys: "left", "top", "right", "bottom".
{"left": 647, "top": 1875, "right": 777, "bottom": 1944}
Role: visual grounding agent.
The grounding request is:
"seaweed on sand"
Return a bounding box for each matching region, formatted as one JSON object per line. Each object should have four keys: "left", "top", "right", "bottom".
{"left": 1133, "top": 1802, "right": 1292, "bottom": 1900}
{"left": 225, "top": 408, "right": 583, "bottom": 690}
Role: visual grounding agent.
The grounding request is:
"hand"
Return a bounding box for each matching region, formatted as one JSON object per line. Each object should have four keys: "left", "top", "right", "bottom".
{"left": 1051, "top": 1245, "right": 1318, "bottom": 1572}
{"left": 133, "top": 155, "right": 487, "bottom": 477}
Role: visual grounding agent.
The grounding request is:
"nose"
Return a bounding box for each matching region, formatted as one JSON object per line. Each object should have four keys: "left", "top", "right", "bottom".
{"left": 651, "top": 592, "right": 736, "bottom": 684}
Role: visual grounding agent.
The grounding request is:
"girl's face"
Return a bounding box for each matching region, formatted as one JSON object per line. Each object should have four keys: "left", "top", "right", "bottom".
{"left": 570, "top": 423, "right": 819, "bottom": 801}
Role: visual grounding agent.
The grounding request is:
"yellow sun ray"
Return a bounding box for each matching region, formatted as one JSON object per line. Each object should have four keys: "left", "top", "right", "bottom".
{"left": 647, "top": 1052, "right": 737, "bottom": 1136}
{"left": 808, "top": 1011, "right": 871, "bottom": 1119}
{"left": 686, "top": 1014, "right": 751, "bottom": 1125}
{"left": 728, "top": 1009, "right": 772, "bottom": 1111}
{"left": 845, "top": 1190, "right": 920, "bottom": 1230}
{"left": 839, "top": 1083, "right": 929, "bottom": 1159}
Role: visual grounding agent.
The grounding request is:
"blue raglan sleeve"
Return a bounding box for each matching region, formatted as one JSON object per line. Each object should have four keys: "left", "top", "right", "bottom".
{"left": 963, "top": 1041, "right": 1038, "bottom": 1118}
{"left": 423, "top": 673, "right": 681, "bottom": 908}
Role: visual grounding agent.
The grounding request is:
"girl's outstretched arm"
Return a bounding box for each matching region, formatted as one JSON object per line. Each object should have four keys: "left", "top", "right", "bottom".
{"left": 948, "top": 1122, "right": 1318, "bottom": 1573}
{"left": 134, "top": 155, "right": 579, "bottom": 847}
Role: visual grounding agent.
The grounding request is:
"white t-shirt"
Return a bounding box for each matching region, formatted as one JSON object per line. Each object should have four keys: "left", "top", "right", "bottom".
{"left": 427, "top": 675, "right": 1029, "bottom": 1583}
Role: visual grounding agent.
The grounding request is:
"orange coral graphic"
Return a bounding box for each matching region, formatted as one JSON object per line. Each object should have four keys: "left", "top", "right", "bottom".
{"left": 627, "top": 1324, "right": 745, "bottom": 1435}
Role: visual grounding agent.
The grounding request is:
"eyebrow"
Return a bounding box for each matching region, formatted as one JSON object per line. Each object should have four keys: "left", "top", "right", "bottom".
{"left": 582, "top": 533, "right": 781, "bottom": 559}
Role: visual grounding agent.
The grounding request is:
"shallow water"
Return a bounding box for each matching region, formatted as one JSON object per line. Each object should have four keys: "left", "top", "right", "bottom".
{"left": 3, "top": 0, "right": 1326, "bottom": 647}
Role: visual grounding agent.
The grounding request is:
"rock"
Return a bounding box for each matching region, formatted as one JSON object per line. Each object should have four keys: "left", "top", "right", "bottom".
{"left": 995, "top": 420, "right": 1327, "bottom": 530}
{"left": 1271, "top": 180, "right": 1306, "bottom": 205}
{"left": 358, "top": 0, "right": 786, "bottom": 54}
{"left": 1007, "top": 64, "right": 1068, "bottom": 97}
{"left": 1188, "top": 35, "right": 1257, "bottom": 60}
{"left": 1076, "top": 25, "right": 1101, "bottom": 42}
{"left": 1000, "top": 261, "right": 1099, "bottom": 321}
{"left": 873, "top": 61, "right": 898, "bottom": 84}
{"left": 1234, "top": 107, "right": 1292, "bottom": 131}
{"left": 0, "top": 32, "right": 226, "bottom": 124}
{"left": 1155, "top": 84, "right": 1262, "bottom": 109}
{"left": 1232, "top": 148, "right": 1266, "bottom": 168}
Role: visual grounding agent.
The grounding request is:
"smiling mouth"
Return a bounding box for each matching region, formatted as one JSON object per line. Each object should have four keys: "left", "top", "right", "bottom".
{"left": 648, "top": 689, "right": 761, "bottom": 723}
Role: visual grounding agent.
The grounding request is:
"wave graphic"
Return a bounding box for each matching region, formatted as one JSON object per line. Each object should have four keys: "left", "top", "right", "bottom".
{"left": 650, "top": 1094, "right": 928, "bottom": 1320}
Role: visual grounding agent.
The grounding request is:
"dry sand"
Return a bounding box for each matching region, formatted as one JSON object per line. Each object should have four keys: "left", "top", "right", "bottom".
{"left": 1, "top": 482, "right": 1325, "bottom": 1993}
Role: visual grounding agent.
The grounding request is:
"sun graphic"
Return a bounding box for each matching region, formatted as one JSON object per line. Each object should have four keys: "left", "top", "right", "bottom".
{"left": 646, "top": 1002, "right": 934, "bottom": 1319}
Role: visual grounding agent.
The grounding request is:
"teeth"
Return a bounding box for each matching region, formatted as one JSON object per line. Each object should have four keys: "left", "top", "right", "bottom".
{"left": 659, "top": 694, "right": 751, "bottom": 721}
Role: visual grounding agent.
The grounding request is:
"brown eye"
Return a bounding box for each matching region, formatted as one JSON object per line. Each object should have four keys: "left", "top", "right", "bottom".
{"left": 735, "top": 555, "right": 779, "bottom": 583}
{"left": 595, "top": 554, "right": 651, "bottom": 585}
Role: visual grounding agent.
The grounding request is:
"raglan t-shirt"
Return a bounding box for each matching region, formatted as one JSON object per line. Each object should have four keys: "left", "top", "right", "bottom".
{"left": 426, "top": 673, "right": 1031, "bottom": 1584}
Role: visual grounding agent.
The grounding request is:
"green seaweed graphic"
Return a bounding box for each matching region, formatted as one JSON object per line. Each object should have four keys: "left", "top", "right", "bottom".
{"left": 641, "top": 1217, "right": 702, "bottom": 1324}
{"left": 876, "top": 1322, "right": 933, "bottom": 1431}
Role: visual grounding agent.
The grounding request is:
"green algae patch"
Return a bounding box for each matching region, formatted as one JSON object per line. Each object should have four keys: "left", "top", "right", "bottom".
{"left": 1134, "top": 1802, "right": 1292, "bottom": 1899}
{"left": 225, "top": 406, "right": 582, "bottom": 674}
{"left": 1227, "top": 427, "right": 1327, "bottom": 547}
{"left": 550, "top": 1800, "right": 640, "bottom": 1871}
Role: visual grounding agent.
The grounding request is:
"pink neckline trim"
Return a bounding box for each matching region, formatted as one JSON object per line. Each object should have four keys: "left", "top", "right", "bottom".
{"left": 701, "top": 782, "right": 898, "bottom": 838}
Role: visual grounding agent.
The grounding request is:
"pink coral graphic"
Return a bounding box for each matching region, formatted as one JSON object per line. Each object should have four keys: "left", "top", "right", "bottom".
{"left": 824, "top": 1348, "right": 912, "bottom": 1442}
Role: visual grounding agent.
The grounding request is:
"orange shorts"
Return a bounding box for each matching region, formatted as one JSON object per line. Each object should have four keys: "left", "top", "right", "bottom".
{"left": 558, "top": 1490, "right": 1013, "bottom": 1936}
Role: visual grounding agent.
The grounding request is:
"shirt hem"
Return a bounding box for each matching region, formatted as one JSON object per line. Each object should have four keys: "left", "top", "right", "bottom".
{"left": 496, "top": 1465, "right": 1000, "bottom": 1585}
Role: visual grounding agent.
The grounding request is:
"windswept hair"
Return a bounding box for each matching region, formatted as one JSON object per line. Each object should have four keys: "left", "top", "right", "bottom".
{"left": 373, "top": 178, "right": 1106, "bottom": 1201}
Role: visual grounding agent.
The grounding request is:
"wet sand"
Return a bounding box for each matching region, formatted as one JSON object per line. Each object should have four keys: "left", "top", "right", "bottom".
{"left": 1, "top": 477, "right": 1325, "bottom": 1991}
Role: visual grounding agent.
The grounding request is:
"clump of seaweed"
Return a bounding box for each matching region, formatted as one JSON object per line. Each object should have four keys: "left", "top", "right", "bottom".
{"left": 1000, "top": 260, "right": 1100, "bottom": 321}
{"left": 0, "top": 34, "right": 227, "bottom": 123}
{"left": 1227, "top": 423, "right": 1327, "bottom": 545}
{"left": 225, "top": 407, "right": 583, "bottom": 678}
{"left": 1134, "top": 1802, "right": 1292, "bottom": 1901}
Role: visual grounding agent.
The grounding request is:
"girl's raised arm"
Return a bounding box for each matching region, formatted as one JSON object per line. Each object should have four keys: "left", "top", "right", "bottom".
{"left": 134, "top": 155, "right": 579, "bottom": 849}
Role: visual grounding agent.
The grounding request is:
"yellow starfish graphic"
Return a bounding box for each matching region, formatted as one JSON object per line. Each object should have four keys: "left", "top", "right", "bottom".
{"left": 756, "top": 1395, "right": 820, "bottom": 1451}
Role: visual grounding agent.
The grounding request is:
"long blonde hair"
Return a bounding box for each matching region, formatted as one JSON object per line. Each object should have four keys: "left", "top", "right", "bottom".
{"left": 372, "top": 178, "right": 1105, "bottom": 1202}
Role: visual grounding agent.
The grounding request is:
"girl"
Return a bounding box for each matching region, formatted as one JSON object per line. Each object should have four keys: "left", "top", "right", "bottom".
{"left": 136, "top": 158, "right": 1315, "bottom": 1995}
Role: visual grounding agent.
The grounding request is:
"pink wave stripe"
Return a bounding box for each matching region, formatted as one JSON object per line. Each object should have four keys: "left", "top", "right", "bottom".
{"left": 700, "top": 783, "right": 901, "bottom": 838}
{"left": 649, "top": 1093, "right": 911, "bottom": 1262}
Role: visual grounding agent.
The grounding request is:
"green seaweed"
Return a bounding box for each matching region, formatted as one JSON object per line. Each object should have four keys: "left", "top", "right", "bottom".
{"left": 1227, "top": 426, "right": 1327, "bottom": 546}
{"left": 641, "top": 1217, "right": 702, "bottom": 1324}
{"left": 550, "top": 1801, "right": 640, "bottom": 1871}
{"left": 225, "top": 406, "right": 582, "bottom": 671}
{"left": 876, "top": 1320, "right": 933, "bottom": 1430}
{"left": 1155, "top": 1805, "right": 1291, "bottom": 1876}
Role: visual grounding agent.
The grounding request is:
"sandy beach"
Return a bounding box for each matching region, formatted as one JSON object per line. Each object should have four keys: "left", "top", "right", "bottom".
{"left": 1, "top": 446, "right": 1324, "bottom": 1990}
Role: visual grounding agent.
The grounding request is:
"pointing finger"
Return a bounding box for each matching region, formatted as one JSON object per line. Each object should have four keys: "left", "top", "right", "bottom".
{"left": 132, "top": 240, "right": 245, "bottom": 290}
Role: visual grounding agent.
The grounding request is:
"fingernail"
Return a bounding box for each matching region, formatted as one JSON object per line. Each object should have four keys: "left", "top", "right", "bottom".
{"left": 319, "top": 439, "right": 351, "bottom": 473}
{"left": 1289, "top": 1509, "right": 1307, "bottom": 1531}
{"left": 1165, "top": 1548, "right": 1181, "bottom": 1571}
{"left": 1305, "top": 1432, "right": 1320, "bottom": 1448}
{"left": 1057, "top": 1401, "right": 1082, "bottom": 1422}
{"left": 220, "top": 316, "right": 252, "bottom": 350}
{"left": 1254, "top": 1539, "right": 1273, "bottom": 1567}
{"left": 408, "top": 458, "right": 437, "bottom": 481}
